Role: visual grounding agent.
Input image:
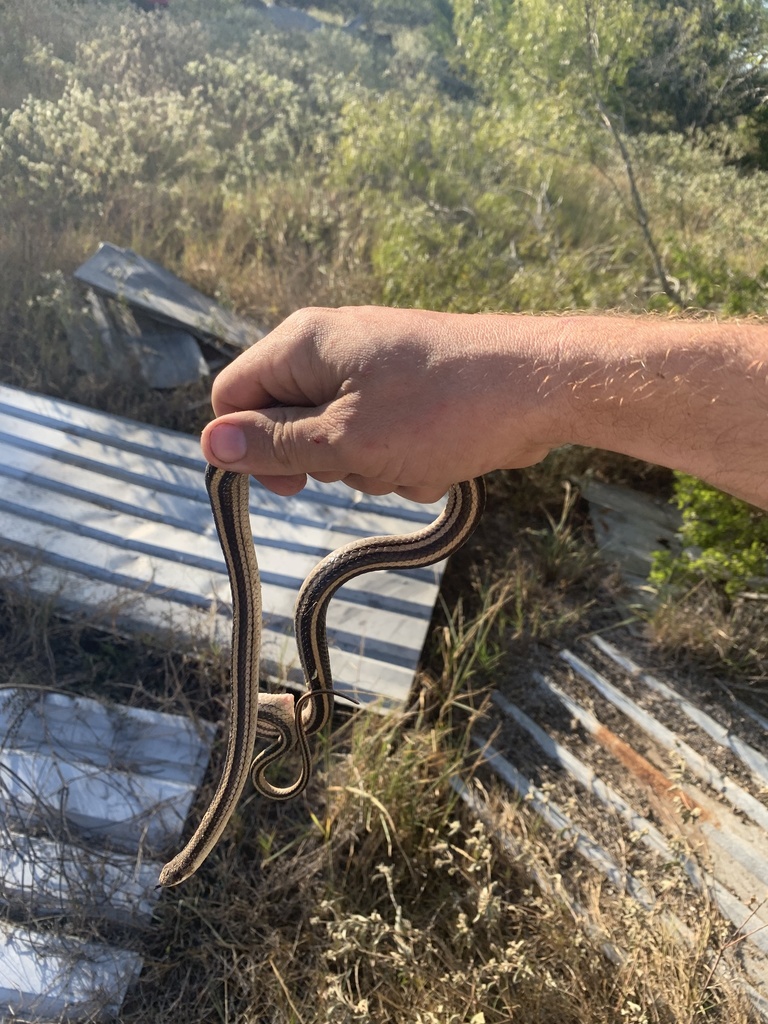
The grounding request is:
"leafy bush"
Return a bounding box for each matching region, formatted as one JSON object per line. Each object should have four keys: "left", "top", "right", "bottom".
{"left": 0, "top": 0, "right": 766, "bottom": 444}
{"left": 0, "top": 6, "right": 383, "bottom": 218}
{"left": 650, "top": 474, "right": 768, "bottom": 597}
{"left": 1, "top": 81, "right": 218, "bottom": 214}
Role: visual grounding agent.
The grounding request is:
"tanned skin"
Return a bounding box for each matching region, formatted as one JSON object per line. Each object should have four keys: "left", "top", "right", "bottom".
{"left": 201, "top": 307, "right": 768, "bottom": 511}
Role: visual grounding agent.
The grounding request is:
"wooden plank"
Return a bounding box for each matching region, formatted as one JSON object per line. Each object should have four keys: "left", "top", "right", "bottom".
{"left": 0, "top": 923, "right": 142, "bottom": 1022}
{"left": 580, "top": 478, "right": 682, "bottom": 604}
{"left": 580, "top": 478, "right": 681, "bottom": 532}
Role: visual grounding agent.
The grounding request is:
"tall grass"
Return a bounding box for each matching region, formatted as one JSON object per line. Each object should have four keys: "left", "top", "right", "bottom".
{"left": 0, "top": 564, "right": 753, "bottom": 1022}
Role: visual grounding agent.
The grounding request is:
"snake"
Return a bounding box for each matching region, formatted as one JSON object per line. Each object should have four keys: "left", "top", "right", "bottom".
{"left": 158, "top": 465, "right": 486, "bottom": 886}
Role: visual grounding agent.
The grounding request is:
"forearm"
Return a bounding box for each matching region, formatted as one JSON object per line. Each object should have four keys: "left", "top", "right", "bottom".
{"left": 204, "top": 306, "right": 768, "bottom": 510}
{"left": 537, "top": 315, "right": 768, "bottom": 509}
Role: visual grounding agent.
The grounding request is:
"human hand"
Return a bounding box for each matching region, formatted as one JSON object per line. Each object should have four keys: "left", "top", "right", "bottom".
{"left": 202, "top": 306, "right": 768, "bottom": 510}
{"left": 201, "top": 306, "right": 565, "bottom": 503}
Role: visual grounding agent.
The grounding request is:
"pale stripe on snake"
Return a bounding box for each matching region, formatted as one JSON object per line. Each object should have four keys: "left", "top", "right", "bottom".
{"left": 158, "top": 466, "right": 485, "bottom": 886}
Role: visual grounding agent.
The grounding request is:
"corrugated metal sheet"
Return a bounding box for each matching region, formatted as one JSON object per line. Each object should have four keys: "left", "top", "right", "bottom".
{"left": 0, "top": 382, "right": 448, "bottom": 711}
{"left": 0, "top": 689, "right": 214, "bottom": 1020}
{"left": 0, "top": 924, "right": 143, "bottom": 1022}
{"left": 0, "top": 381, "right": 452, "bottom": 1018}
{"left": 473, "top": 641, "right": 768, "bottom": 1014}
{"left": 0, "top": 689, "right": 214, "bottom": 857}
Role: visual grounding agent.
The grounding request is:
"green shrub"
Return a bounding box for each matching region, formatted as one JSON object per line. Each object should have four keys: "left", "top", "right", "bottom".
{"left": 0, "top": 81, "right": 219, "bottom": 215}
{"left": 650, "top": 474, "right": 768, "bottom": 597}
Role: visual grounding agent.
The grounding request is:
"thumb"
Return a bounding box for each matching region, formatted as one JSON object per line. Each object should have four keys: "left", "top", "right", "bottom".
{"left": 201, "top": 405, "right": 347, "bottom": 490}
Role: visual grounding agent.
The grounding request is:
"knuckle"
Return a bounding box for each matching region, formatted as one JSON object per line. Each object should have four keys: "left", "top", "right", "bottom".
{"left": 343, "top": 474, "right": 394, "bottom": 497}
{"left": 268, "top": 417, "right": 299, "bottom": 471}
{"left": 285, "top": 306, "right": 333, "bottom": 343}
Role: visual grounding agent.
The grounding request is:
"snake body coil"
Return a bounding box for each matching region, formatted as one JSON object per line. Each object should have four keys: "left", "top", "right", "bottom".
{"left": 159, "top": 467, "right": 486, "bottom": 886}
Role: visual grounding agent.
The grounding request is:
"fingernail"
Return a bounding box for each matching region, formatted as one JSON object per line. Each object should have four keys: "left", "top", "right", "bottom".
{"left": 209, "top": 423, "right": 247, "bottom": 463}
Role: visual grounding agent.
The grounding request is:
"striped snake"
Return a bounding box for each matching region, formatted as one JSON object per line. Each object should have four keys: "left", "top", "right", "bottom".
{"left": 158, "top": 465, "right": 486, "bottom": 886}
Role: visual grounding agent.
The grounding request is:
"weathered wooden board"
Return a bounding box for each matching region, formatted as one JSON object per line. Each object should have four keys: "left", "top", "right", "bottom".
{"left": 580, "top": 477, "right": 682, "bottom": 604}
{"left": 0, "top": 383, "right": 449, "bottom": 711}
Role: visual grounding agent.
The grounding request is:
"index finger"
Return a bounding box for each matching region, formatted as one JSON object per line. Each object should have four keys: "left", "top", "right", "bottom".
{"left": 211, "top": 309, "right": 334, "bottom": 416}
{"left": 211, "top": 342, "right": 281, "bottom": 417}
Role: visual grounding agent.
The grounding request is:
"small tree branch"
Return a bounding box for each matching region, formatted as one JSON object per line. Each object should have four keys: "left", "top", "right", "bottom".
{"left": 582, "top": 0, "right": 683, "bottom": 308}
{"left": 596, "top": 101, "right": 683, "bottom": 307}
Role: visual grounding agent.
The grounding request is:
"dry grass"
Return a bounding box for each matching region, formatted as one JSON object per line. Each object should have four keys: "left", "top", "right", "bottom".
{"left": 0, "top": 176, "right": 379, "bottom": 439}
{"left": 647, "top": 585, "right": 768, "bottom": 716}
{"left": 0, "top": 493, "right": 760, "bottom": 1023}
{"left": 0, "top": 216, "right": 763, "bottom": 1024}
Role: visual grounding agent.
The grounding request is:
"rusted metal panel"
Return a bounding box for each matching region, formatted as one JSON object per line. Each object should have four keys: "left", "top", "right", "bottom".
{"left": 480, "top": 641, "right": 768, "bottom": 1015}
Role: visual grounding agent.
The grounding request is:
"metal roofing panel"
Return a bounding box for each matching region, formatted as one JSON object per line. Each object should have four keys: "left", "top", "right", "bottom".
{"left": 0, "top": 383, "right": 447, "bottom": 710}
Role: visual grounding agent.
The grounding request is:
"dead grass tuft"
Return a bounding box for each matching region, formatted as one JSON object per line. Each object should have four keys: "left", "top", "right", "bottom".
{"left": 648, "top": 584, "right": 768, "bottom": 703}
{"left": 1, "top": 549, "right": 756, "bottom": 1022}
